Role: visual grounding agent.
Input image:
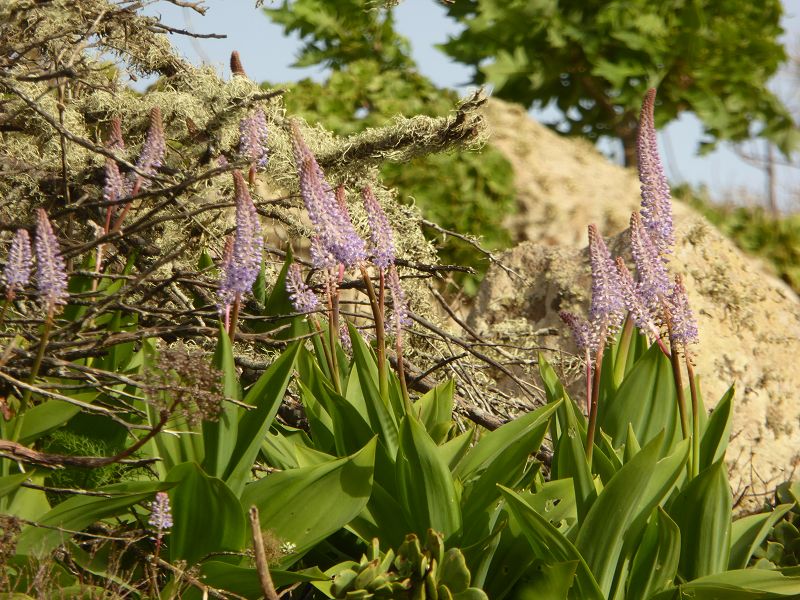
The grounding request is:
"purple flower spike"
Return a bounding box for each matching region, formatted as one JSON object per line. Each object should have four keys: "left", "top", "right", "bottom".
{"left": 239, "top": 108, "right": 269, "bottom": 168}
{"left": 132, "top": 107, "right": 166, "bottom": 190}
{"left": 362, "top": 186, "right": 396, "bottom": 270}
{"left": 559, "top": 311, "right": 594, "bottom": 354}
{"left": 4, "top": 229, "right": 32, "bottom": 301}
{"left": 218, "top": 171, "right": 263, "bottom": 309}
{"left": 630, "top": 212, "right": 671, "bottom": 309}
{"left": 339, "top": 318, "right": 352, "bottom": 351}
{"left": 667, "top": 274, "right": 698, "bottom": 347}
{"left": 588, "top": 224, "right": 624, "bottom": 332}
{"left": 286, "top": 263, "right": 319, "bottom": 314}
{"left": 615, "top": 257, "right": 661, "bottom": 340}
{"left": 637, "top": 89, "right": 673, "bottom": 257}
{"left": 104, "top": 117, "right": 128, "bottom": 208}
{"left": 107, "top": 117, "right": 125, "bottom": 151}
{"left": 148, "top": 491, "right": 173, "bottom": 531}
{"left": 290, "top": 123, "right": 367, "bottom": 269}
{"left": 386, "top": 266, "right": 411, "bottom": 338}
{"left": 34, "top": 210, "right": 68, "bottom": 310}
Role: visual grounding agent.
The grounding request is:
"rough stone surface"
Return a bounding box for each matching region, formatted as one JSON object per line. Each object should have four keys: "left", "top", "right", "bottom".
{"left": 474, "top": 98, "right": 800, "bottom": 509}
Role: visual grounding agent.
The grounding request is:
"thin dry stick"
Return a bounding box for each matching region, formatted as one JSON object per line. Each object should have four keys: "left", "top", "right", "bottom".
{"left": 248, "top": 506, "right": 280, "bottom": 600}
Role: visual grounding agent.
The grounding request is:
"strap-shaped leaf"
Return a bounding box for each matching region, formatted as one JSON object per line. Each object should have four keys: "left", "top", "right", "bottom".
{"left": 224, "top": 342, "right": 301, "bottom": 495}
{"left": 202, "top": 323, "right": 243, "bottom": 477}
{"left": 729, "top": 503, "right": 794, "bottom": 570}
{"left": 396, "top": 416, "right": 462, "bottom": 539}
{"left": 699, "top": 385, "right": 734, "bottom": 471}
{"left": 575, "top": 432, "right": 663, "bottom": 596}
{"left": 626, "top": 507, "right": 681, "bottom": 599}
{"left": 167, "top": 462, "right": 246, "bottom": 565}
{"left": 500, "top": 485, "right": 604, "bottom": 600}
{"left": 241, "top": 438, "right": 376, "bottom": 566}
{"left": 16, "top": 480, "right": 168, "bottom": 557}
{"left": 669, "top": 459, "right": 732, "bottom": 580}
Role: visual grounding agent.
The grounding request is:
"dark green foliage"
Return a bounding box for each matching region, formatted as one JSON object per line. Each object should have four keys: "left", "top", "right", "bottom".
{"left": 265, "top": 0, "right": 414, "bottom": 71}
{"left": 442, "top": 0, "right": 798, "bottom": 163}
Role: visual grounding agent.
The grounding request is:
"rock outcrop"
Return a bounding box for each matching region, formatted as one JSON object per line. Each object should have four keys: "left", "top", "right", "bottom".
{"left": 474, "top": 98, "right": 800, "bottom": 508}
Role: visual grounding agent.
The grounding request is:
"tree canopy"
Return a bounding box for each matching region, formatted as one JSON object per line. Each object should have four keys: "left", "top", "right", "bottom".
{"left": 442, "top": 0, "right": 799, "bottom": 165}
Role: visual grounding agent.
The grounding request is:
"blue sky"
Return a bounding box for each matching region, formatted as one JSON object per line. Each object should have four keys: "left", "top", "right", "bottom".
{"left": 142, "top": 0, "right": 800, "bottom": 209}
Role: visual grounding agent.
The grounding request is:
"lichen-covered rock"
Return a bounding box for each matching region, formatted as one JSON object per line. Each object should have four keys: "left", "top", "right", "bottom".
{"left": 472, "top": 98, "right": 800, "bottom": 508}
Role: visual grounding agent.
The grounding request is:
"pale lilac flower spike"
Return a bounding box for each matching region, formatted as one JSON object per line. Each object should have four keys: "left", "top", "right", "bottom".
{"left": 362, "top": 185, "right": 395, "bottom": 270}
{"left": 559, "top": 311, "right": 594, "bottom": 355}
{"left": 103, "top": 117, "right": 128, "bottom": 207}
{"left": 290, "top": 123, "right": 367, "bottom": 269}
{"left": 286, "top": 263, "right": 319, "bottom": 314}
{"left": 667, "top": 274, "right": 699, "bottom": 347}
{"left": 239, "top": 108, "right": 269, "bottom": 168}
{"left": 218, "top": 171, "right": 263, "bottom": 310}
{"left": 4, "top": 229, "right": 32, "bottom": 301}
{"left": 132, "top": 107, "right": 166, "bottom": 190}
{"left": 386, "top": 266, "right": 411, "bottom": 338}
{"left": 217, "top": 235, "right": 235, "bottom": 317}
{"left": 615, "top": 258, "right": 661, "bottom": 340}
{"left": 148, "top": 491, "right": 173, "bottom": 531}
{"left": 35, "top": 210, "right": 68, "bottom": 310}
{"left": 637, "top": 89, "right": 673, "bottom": 257}
{"left": 587, "top": 224, "right": 624, "bottom": 332}
{"left": 629, "top": 212, "right": 670, "bottom": 309}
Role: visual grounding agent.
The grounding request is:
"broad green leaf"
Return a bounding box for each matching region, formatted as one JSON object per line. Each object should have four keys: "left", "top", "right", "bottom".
{"left": 16, "top": 480, "right": 167, "bottom": 557}
{"left": 198, "top": 562, "right": 327, "bottom": 598}
{"left": 699, "top": 385, "right": 735, "bottom": 470}
{"left": 350, "top": 480, "right": 411, "bottom": 548}
{"left": 512, "top": 560, "right": 579, "bottom": 599}
{"left": 599, "top": 344, "right": 680, "bottom": 453}
{"left": 522, "top": 479, "right": 578, "bottom": 535}
{"left": 575, "top": 433, "right": 663, "bottom": 596}
{"left": 241, "top": 438, "right": 376, "bottom": 564}
{"left": 626, "top": 507, "right": 680, "bottom": 599}
{"left": 298, "top": 379, "right": 336, "bottom": 453}
{"left": 414, "top": 379, "right": 456, "bottom": 444}
{"left": 460, "top": 404, "right": 553, "bottom": 544}
{"left": 224, "top": 342, "right": 301, "bottom": 495}
{"left": 551, "top": 395, "right": 595, "bottom": 522}
{"left": 457, "top": 401, "right": 559, "bottom": 482}
{"left": 500, "top": 486, "right": 604, "bottom": 600}
{"left": 439, "top": 429, "right": 475, "bottom": 472}
{"left": 729, "top": 504, "right": 794, "bottom": 570}
{"left": 15, "top": 399, "right": 82, "bottom": 444}
{"left": 202, "top": 323, "right": 242, "bottom": 477}
{"left": 472, "top": 514, "right": 533, "bottom": 597}
{"left": 348, "top": 322, "right": 399, "bottom": 456}
{"left": 669, "top": 459, "right": 732, "bottom": 580}
{"left": 0, "top": 472, "right": 29, "bottom": 499}
{"left": 396, "top": 416, "right": 462, "bottom": 539}
{"left": 650, "top": 568, "right": 800, "bottom": 599}
{"left": 167, "top": 462, "right": 246, "bottom": 565}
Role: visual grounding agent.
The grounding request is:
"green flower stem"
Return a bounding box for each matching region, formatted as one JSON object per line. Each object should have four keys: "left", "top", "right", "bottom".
{"left": 325, "top": 273, "right": 341, "bottom": 394}
{"left": 310, "top": 315, "right": 337, "bottom": 386}
{"left": 359, "top": 266, "right": 389, "bottom": 405}
{"left": 12, "top": 305, "right": 55, "bottom": 442}
{"left": 613, "top": 316, "right": 634, "bottom": 386}
{"left": 585, "top": 327, "right": 607, "bottom": 466}
{"left": 687, "top": 355, "right": 700, "bottom": 478}
{"left": 396, "top": 335, "right": 411, "bottom": 413}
